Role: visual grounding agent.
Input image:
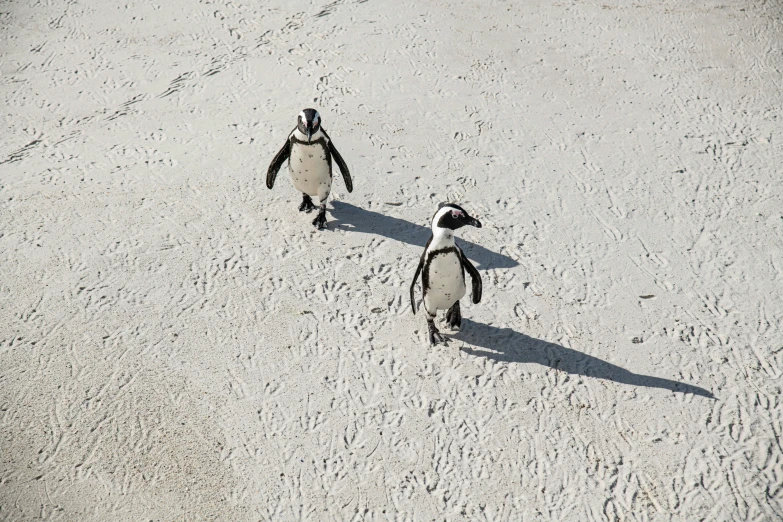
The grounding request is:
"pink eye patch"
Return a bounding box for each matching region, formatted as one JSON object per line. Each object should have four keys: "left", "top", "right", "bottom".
{"left": 451, "top": 210, "right": 464, "bottom": 218}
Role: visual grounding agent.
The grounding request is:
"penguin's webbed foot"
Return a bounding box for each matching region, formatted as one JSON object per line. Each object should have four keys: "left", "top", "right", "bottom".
{"left": 312, "top": 210, "right": 327, "bottom": 230}
{"left": 430, "top": 330, "right": 448, "bottom": 345}
{"left": 427, "top": 320, "right": 448, "bottom": 345}
{"left": 299, "top": 195, "right": 317, "bottom": 213}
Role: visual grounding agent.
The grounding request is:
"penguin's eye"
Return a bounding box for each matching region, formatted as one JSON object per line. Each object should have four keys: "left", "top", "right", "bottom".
{"left": 451, "top": 210, "right": 463, "bottom": 218}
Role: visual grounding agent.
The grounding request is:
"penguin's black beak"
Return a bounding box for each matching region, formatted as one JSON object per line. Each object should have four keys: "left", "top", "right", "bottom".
{"left": 467, "top": 216, "right": 482, "bottom": 228}
{"left": 306, "top": 125, "right": 312, "bottom": 143}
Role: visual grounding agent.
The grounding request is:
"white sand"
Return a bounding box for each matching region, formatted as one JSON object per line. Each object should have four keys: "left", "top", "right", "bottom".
{"left": 2, "top": 0, "right": 782, "bottom": 519}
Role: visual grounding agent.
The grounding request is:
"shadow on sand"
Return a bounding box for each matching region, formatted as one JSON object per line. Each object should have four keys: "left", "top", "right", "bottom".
{"left": 330, "top": 201, "right": 518, "bottom": 270}
{"left": 456, "top": 320, "right": 715, "bottom": 398}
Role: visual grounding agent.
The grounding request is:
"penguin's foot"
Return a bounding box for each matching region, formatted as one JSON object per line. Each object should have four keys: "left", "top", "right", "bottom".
{"left": 299, "top": 195, "right": 317, "bottom": 213}
{"left": 312, "top": 209, "right": 327, "bottom": 230}
{"left": 427, "top": 320, "right": 448, "bottom": 345}
{"left": 430, "top": 330, "right": 448, "bottom": 345}
{"left": 446, "top": 301, "right": 462, "bottom": 331}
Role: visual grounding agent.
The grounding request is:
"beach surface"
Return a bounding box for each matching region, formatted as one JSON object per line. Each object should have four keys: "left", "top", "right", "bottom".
{"left": 1, "top": 0, "right": 782, "bottom": 519}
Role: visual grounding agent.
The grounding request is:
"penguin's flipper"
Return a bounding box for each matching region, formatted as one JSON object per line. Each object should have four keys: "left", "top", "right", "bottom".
{"left": 410, "top": 236, "right": 433, "bottom": 314}
{"left": 323, "top": 129, "right": 352, "bottom": 193}
{"left": 410, "top": 254, "right": 425, "bottom": 314}
{"left": 266, "top": 136, "right": 291, "bottom": 189}
{"left": 459, "top": 248, "right": 482, "bottom": 304}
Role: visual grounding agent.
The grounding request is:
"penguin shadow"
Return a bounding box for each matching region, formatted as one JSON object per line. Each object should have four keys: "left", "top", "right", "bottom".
{"left": 455, "top": 320, "right": 715, "bottom": 399}
{"left": 330, "top": 201, "right": 518, "bottom": 270}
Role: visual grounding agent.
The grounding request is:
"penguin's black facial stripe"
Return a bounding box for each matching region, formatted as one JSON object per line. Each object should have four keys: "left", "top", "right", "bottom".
{"left": 436, "top": 212, "right": 466, "bottom": 230}
{"left": 302, "top": 108, "right": 319, "bottom": 123}
{"left": 434, "top": 205, "right": 481, "bottom": 230}
{"left": 297, "top": 109, "right": 321, "bottom": 135}
{"left": 433, "top": 203, "right": 470, "bottom": 229}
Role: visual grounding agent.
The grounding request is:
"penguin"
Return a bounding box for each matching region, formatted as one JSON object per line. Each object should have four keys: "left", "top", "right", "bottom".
{"left": 410, "top": 203, "right": 483, "bottom": 345}
{"left": 266, "top": 108, "right": 353, "bottom": 229}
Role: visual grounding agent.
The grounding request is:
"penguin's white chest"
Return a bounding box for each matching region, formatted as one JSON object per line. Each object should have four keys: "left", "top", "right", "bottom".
{"left": 289, "top": 142, "right": 331, "bottom": 199}
{"left": 424, "top": 250, "right": 466, "bottom": 312}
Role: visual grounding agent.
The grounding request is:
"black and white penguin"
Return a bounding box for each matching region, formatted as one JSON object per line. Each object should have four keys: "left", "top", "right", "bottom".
{"left": 410, "top": 203, "right": 483, "bottom": 345}
{"left": 266, "top": 108, "right": 353, "bottom": 229}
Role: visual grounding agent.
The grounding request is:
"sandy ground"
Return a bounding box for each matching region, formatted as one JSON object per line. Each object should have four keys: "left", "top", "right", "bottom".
{"left": 1, "top": 0, "right": 782, "bottom": 520}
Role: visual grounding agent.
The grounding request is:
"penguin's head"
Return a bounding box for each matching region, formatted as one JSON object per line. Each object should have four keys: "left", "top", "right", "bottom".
{"left": 297, "top": 108, "right": 321, "bottom": 143}
{"left": 432, "top": 202, "right": 482, "bottom": 231}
